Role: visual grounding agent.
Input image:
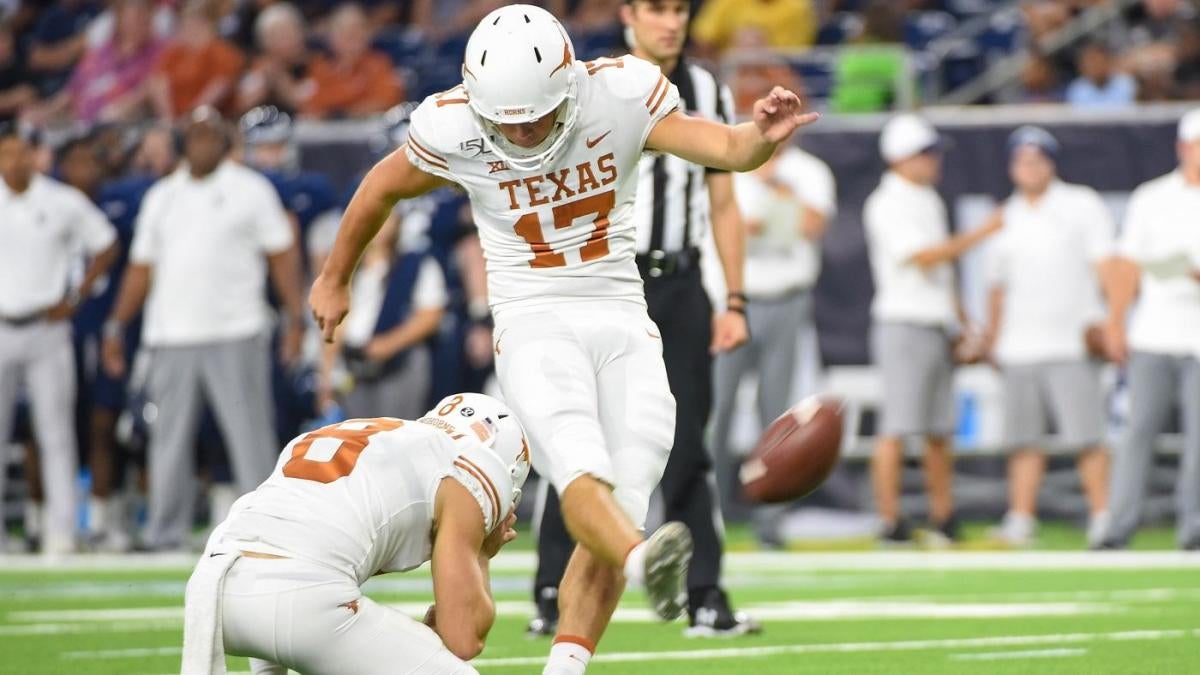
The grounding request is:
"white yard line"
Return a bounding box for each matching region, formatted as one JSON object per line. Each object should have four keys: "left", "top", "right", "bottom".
{"left": 2, "top": 550, "right": 1200, "bottom": 573}
{"left": 12, "top": 599, "right": 1115, "bottom": 627}
{"left": 96, "top": 628, "right": 1200, "bottom": 669}
{"left": 469, "top": 629, "right": 1200, "bottom": 667}
{"left": 949, "top": 647, "right": 1087, "bottom": 661}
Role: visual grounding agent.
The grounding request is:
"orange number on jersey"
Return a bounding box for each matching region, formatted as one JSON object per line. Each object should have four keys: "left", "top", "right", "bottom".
{"left": 281, "top": 418, "right": 405, "bottom": 483}
{"left": 513, "top": 190, "right": 615, "bottom": 268}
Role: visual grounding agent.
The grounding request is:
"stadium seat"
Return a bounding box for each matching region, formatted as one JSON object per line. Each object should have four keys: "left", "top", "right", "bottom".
{"left": 816, "top": 12, "right": 863, "bottom": 46}
{"left": 904, "top": 11, "right": 958, "bottom": 51}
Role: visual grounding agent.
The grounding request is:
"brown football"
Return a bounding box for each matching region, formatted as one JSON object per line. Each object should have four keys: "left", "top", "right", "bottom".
{"left": 739, "top": 396, "right": 844, "bottom": 504}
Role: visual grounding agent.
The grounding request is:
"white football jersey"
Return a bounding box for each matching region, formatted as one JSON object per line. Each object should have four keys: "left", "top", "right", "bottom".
{"left": 215, "top": 418, "right": 514, "bottom": 585}
{"left": 405, "top": 54, "right": 681, "bottom": 312}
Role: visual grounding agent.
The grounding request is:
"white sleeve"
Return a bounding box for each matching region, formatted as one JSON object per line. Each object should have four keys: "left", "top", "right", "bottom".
{"left": 733, "top": 172, "right": 770, "bottom": 222}
{"left": 601, "top": 55, "right": 681, "bottom": 151}
{"left": 788, "top": 153, "right": 837, "bottom": 217}
{"left": 412, "top": 257, "right": 447, "bottom": 310}
{"left": 405, "top": 94, "right": 459, "bottom": 184}
{"left": 1080, "top": 190, "right": 1115, "bottom": 263}
{"left": 864, "top": 193, "right": 926, "bottom": 265}
{"left": 984, "top": 232, "right": 1011, "bottom": 288}
{"left": 249, "top": 176, "right": 295, "bottom": 254}
{"left": 66, "top": 186, "right": 117, "bottom": 254}
{"left": 1116, "top": 185, "right": 1150, "bottom": 260}
{"left": 129, "top": 183, "right": 165, "bottom": 265}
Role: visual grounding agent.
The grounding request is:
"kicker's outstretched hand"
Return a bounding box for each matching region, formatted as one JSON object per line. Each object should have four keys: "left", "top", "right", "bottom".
{"left": 753, "top": 86, "right": 820, "bottom": 144}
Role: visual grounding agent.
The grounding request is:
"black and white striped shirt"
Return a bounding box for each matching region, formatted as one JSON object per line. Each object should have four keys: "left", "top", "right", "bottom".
{"left": 632, "top": 58, "right": 735, "bottom": 256}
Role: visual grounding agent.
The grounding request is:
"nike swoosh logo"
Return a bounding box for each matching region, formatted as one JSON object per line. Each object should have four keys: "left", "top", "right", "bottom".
{"left": 586, "top": 131, "right": 612, "bottom": 148}
{"left": 646, "top": 329, "right": 661, "bottom": 340}
{"left": 208, "top": 552, "right": 225, "bottom": 558}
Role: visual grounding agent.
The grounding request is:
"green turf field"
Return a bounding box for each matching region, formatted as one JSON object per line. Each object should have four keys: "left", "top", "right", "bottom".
{"left": 2, "top": 526, "right": 1199, "bottom": 674}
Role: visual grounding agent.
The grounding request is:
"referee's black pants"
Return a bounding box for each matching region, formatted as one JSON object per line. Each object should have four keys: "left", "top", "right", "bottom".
{"left": 534, "top": 267, "right": 724, "bottom": 601}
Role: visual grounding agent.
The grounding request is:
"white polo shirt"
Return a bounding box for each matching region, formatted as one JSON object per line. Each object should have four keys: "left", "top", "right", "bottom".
{"left": 130, "top": 161, "right": 294, "bottom": 347}
{"left": 1117, "top": 170, "right": 1200, "bottom": 357}
{"left": 0, "top": 174, "right": 116, "bottom": 317}
{"left": 987, "top": 181, "right": 1114, "bottom": 365}
{"left": 342, "top": 257, "right": 447, "bottom": 348}
{"left": 736, "top": 147, "right": 836, "bottom": 299}
{"left": 863, "top": 171, "right": 957, "bottom": 326}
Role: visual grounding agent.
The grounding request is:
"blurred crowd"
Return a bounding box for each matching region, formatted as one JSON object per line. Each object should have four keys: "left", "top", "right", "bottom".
{"left": 1016, "top": 0, "right": 1200, "bottom": 104}
{"left": 0, "top": 103, "right": 494, "bottom": 553}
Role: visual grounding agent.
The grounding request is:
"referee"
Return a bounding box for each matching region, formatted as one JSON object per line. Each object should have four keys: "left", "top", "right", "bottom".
{"left": 529, "top": 0, "right": 758, "bottom": 638}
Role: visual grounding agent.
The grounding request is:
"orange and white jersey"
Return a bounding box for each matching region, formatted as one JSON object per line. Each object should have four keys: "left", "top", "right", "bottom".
{"left": 214, "top": 417, "right": 514, "bottom": 586}
{"left": 405, "top": 54, "right": 681, "bottom": 313}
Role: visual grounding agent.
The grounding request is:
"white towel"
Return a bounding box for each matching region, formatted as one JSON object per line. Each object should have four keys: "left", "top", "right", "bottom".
{"left": 181, "top": 547, "right": 241, "bottom": 675}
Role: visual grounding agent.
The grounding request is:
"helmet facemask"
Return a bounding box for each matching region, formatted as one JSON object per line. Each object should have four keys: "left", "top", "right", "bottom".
{"left": 469, "top": 71, "right": 580, "bottom": 174}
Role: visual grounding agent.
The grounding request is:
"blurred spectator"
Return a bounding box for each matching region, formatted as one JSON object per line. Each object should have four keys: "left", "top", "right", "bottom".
{"left": 0, "top": 125, "right": 119, "bottom": 554}
{"left": 1119, "top": 0, "right": 1195, "bottom": 101}
{"left": 300, "top": 3, "right": 403, "bottom": 119}
{"left": 27, "top": 0, "right": 102, "bottom": 98}
{"left": 0, "top": 20, "right": 35, "bottom": 123}
{"left": 409, "top": 0, "right": 506, "bottom": 43}
{"left": 84, "top": 0, "right": 177, "bottom": 47}
{"left": 692, "top": 0, "right": 817, "bottom": 56}
{"left": 27, "top": 0, "right": 163, "bottom": 125}
{"left": 239, "top": 105, "right": 339, "bottom": 276}
{"left": 1175, "top": 20, "right": 1200, "bottom": 99}
{"left": 569, "top": 0, "right": 623, "bottom": 32}
{"left": 711, "top": 142, "right": 835, "bottom": 540}
{"left": 234, "top": 2, "right": 312, "bottom": 115}
{"left": 326, "top": 215, "right": 446, "bottom": 421}
{"left": 127, "top": 124, "right": 178, "bottom": 177}
{"left": 864, "top": 115, "right": 1000, "bottom": 546}
{"left": 148, "top": 0, "right": 246, "bottom": 121}
{"left": 831, "top": 0, "right": 910, "bottom": 113}
{"left": 982, "top": 127, "right": 1112, "bottom": 549}
{"left": 1012, "top": 50, "right": 1064, "bottom": 104}
{"left": 732, "top": 51, "right": 806, "bottom": 115}
{"left": 1022, "top": 0, "right": 1074, "bottom": 41}
{"left": 1066, "top": 41, "right": 1137, "bottom": 109}
{"left": 55, "top": 133, "right": 132, "bottom": 551}
{"left": 1100, "top": 110, "right": 1200, "bottom": 552}
{"left": 101, "top": 109, "right": 304, "bottom": 550}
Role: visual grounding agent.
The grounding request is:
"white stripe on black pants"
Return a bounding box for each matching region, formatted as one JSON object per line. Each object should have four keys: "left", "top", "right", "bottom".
{"left": 0, "top": 319, "right": 78, "bottom": 552}
{"left": 143, "top": 333, "right": 279, "bottom": 549}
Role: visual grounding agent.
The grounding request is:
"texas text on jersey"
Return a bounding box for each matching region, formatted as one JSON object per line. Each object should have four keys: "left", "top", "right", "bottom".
{"left": 404, "top": 54, "right": 681, "bottom": 312}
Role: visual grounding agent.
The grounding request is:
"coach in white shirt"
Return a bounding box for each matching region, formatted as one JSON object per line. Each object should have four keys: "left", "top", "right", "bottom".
{"left": 0, "top": 126, "right": 118, "bottom": 553}
{"left": 711, "top": 143, "right": 834, "bottom": 542}
{"left": 1100, "top": 110, "right": 1200, "bottom": 551}
{"left": 864, "top": 114, "right": 1000, "bottom": 545}
{"left": 102, "top": 110, "right": 305, "bottom": 550}
{"left": 983, "top": 126, "right": 1111, "bottom": 548}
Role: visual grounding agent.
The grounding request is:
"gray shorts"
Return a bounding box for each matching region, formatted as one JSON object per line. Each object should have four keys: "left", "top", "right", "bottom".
{"left": 871, "top": 321, "right": 955, "bottom": 438}
{"left": 1002, "top": 360, "right": 1105, "bottom": 450}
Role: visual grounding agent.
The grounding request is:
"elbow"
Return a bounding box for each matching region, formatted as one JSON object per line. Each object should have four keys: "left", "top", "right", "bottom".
{"left": 443, "top": 633, "right": 485, "bottom": 661}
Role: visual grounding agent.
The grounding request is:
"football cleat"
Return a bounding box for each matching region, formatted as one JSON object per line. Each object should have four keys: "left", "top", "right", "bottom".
{"left": 685, "top": 587, "right": 762, "bottom": 638}
{"left": 643, "top": 521, "right": 692, "bottom": 621}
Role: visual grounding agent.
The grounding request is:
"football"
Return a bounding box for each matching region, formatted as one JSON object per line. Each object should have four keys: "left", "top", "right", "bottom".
{"left": 739, "top": 396, "right": 845, "bottom": 504}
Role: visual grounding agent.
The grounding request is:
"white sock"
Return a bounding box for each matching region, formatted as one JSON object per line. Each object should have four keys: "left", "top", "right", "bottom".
{"left": 622, "top": 541, "right": 647, "bottom": 587}
{"left": 543, "top": 638, "right": 592, "bottom": 675}
{"left": 89, "top": 496, "right": 110, "bottom": 534}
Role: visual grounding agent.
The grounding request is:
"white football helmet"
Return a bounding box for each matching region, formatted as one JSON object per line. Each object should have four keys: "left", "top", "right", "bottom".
{"left": 461, "top": 4, "right": 580, "bottom": 172}
{"left": 421, "top": 393, "right": 531, "bottom": 529}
